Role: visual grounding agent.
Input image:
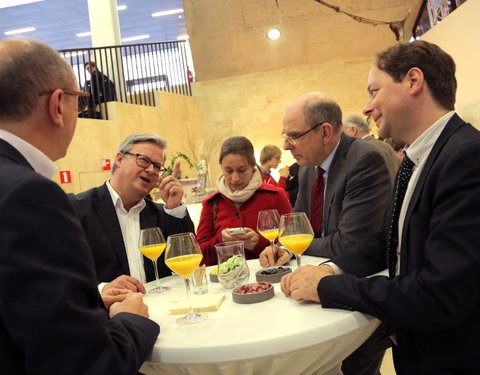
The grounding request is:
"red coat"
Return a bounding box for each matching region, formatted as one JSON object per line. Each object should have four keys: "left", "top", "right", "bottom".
{"left": 197, "top": 183, "right": 292, "bottom": 265}
{"left": 260, "top": 170, "right": 287, "bottom": 190}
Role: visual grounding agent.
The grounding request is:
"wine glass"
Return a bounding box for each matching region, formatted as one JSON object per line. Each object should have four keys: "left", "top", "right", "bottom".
{"left": 139, "top": 227, "right": 169, "bottom": 293}
{"left": 165, "top": 232, "right": 207, "bottom": 324}
{"left": 257, "top": 209, "right": 280, "bottom": 263}
{"left": 278, "top": 212, "right": 314, "bottom": 268}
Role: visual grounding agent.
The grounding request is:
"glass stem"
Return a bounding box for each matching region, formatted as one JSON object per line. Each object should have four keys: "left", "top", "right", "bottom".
{"left": 152, "top": 259, "right": 160, "bottom": 287}
{"left": 184, "top": 277, "right": 195, "bottom": 318}
{"left": 296, "top": 254, "right": 302, "bottom": 268}
{"left": 270, "top": 240, "right": 277, "bottom": 264}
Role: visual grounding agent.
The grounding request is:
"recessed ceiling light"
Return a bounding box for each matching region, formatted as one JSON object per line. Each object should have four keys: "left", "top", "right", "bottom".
{"left": 117, "top": 5, "right": 127, "bottom": 11}
{"left": 152, "top": 8, "right": 183, "bottom": 17}
{"left": 4, "top": 27, "right": 36, "bottom": 36}
{"left": 75, "top": 31, "right": 91, "bottom": 38}
{"left": 266, "top": 28, "right": 281, "bottom": 40}
{"left": 0, "top": 0, "right": 43, "bottom": 9}
{"left": 121, "top": 34, "right": 150, "bottom": 42}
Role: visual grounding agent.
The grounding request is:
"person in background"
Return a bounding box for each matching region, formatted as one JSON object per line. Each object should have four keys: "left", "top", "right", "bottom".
{"left": 70, "top": 133, "right": 195, "bottom": 293}
{"left": 389, "top": 138, "right": 406, "bottom": 165}
{"left": 197, "top": 136, "right": 291, "bottom": 265}
{"left": 285, "top": 162, "right": 299, "bottom": 206}
{"left": 0, "top": 38, "right": 158, "bottom": 374}
{"left": 343, "top": 113, "right": 398, "bottom": 180}
{"left": 281, "top": 40, "right": 480, "bottom": 374}
{"left": 259, "top": 144, "right": 290, "bottom": 190}
{"left": 259, "top": 92, "right": 393, "bottom": 375}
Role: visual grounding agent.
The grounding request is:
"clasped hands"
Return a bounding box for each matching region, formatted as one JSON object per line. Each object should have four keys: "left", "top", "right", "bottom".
{"left": 259, "top": 245, "right": 334, "bottom": 303}
{"left": 221, "top": 227, "right": 259, "bottom": 250}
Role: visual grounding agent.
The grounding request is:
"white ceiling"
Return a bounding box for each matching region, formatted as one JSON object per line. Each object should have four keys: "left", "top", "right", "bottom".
{"left": 0, "top": 0, "right": 188, "bottom": 50}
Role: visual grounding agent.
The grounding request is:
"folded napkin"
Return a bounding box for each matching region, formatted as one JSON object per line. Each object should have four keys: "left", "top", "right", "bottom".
{"left": 169, "top": 292, "right": 225, "bottom": 314}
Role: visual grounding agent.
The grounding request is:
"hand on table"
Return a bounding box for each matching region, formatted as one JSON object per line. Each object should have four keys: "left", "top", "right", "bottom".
{"left": 109, "top": 293, "right": 150, "bottom": 319}
{"left": 259, "top": 245, "right": 291, "bottom": 267}
{"left": 221, "top": 227, "right": 259, "bottom": 251}
{"left": 101, "top": 287, "right": 132, "bottom": 310}
{"left": 158, "top": 161, "right": 183, "bottom": 209}
{"left": 103, "top": 275, "right": 146, "bottom": 294}
{"left": 280, "top": 264, "right": 334, "bottom": 303}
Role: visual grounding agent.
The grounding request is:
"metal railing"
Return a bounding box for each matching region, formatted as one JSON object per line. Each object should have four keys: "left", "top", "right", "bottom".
{"left": 59, "top": 40, "right": 192, "bottom": 120}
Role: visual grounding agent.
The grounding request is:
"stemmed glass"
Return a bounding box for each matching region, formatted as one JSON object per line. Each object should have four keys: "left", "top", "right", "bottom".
{"left": 165, "top": 233, "right": 207, "bottom": 324}
{"left": 257, "top": 209, "right": 280, "bottom": 263}
{"left": 139, "top": 227, "right": 169, "bottom": 293}
{"left": 278, "top": 212, "right": 314, "bottom": 268}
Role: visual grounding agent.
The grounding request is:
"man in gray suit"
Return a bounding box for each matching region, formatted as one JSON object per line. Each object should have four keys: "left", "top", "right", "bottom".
{"left": 259, "top": 92, "right": 392, "bottom": 375}
{"left": 343, "top": 114, "right": 398, "bottom": 179}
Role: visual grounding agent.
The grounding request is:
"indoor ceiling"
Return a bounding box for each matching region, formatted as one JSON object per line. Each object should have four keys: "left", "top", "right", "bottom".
{"left": 0, "top": 0, "right": 187, "bottom": 51}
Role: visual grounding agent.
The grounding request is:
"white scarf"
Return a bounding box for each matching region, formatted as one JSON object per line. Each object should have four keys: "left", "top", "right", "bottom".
{"left": 217, "top": 169, "right": 262, "bottom": 203}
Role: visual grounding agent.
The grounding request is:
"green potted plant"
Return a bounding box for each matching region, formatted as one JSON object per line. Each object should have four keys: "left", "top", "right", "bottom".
{"left": 164, "top": 151, "right": 194, "bottom": 179}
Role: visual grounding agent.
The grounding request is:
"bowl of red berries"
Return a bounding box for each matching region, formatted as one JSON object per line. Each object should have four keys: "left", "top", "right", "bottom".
{"left": 232, "top": 281, "right": 274, "bottom": 304}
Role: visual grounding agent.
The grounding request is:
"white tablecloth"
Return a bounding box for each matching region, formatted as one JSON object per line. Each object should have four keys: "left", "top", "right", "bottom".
{"left": 141, "top": 256, "right": 380, "bottom": 375}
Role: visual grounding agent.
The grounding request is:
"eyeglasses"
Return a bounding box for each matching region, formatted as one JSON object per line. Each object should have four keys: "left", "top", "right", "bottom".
{"left": 39, "top": 88, "right": 91, "bottom": 113}
{"left": 123, "top": 151, "right": 166, "bottom": 176}
{"left": 281, "top": 122, "right": 326, "bottom": 145}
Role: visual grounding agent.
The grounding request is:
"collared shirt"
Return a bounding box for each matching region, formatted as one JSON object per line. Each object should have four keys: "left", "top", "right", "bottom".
{"left": 395, "top": 111, "right": 455, "bottom": 274}
{"left": 0, "top": 129, "right": 57, "bottom": 178}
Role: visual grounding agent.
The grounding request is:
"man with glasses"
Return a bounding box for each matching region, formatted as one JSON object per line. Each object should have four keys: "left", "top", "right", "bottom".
{"left": 260, "top": 92, "right": 392, "bottom": 375}
{"left": 0, "top": 39, "right": 159, "bottom": 374}
{"left": 70, "top": 133, "right": 194, "bottom": 293}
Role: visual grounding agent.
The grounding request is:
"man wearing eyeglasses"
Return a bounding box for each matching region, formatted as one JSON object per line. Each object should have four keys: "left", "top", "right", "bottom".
{"left": 69, "top": 133, "right": 195, "bottom": 293}
{"left": 0, "top": 39, "right": 159, "bottom": 374}
{"left": 260, "top": 92, "right": 392, "bottom": 375}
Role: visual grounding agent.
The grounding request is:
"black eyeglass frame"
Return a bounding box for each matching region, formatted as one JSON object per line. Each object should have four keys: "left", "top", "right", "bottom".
{"left": 281, "top": 122, "right": 326, "bottom": 145}
{"left": 123, "top": 151, "right": 166, "bottom": 176}
{"left": 39, "top": 88, "right": 91, "bottom": 113}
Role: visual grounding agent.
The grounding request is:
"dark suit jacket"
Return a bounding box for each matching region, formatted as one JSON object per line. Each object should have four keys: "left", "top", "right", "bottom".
{"left": 293, "top": 133, "right": 392, "bottom": 258}
{"left": 0, "top": 139, "right": 159, "bottom": 374}
{"left": 69, "top": 183, "right": 195, "bottom": 282}
{"left": 318, "top": 114, "right": 480, "bottom": 373}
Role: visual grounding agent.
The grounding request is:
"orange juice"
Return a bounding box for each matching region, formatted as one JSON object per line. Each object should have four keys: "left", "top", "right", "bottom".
{"left": 165, "top": 253, "right": 203, "bottom": 278}
{"left": 139, "top": 243, "right": 166, "bottom": 261}
{"left": 279, "top": 234, "right": 314, "bottom": 255}
{"left": 259, "top": 228, "right": 279, "bottom": 242}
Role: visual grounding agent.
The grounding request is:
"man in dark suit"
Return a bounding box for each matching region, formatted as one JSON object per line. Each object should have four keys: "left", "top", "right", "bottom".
{"left": 282, "top": 40, "right": 480, "bottom": 374}
{"left": 260, "top": 93, "right": 393, "bottom": 375}
{"left": 0, "top": 38, "right": 159, "bottom": 374}
{"left": 343, "top": 113, "right": 398, "bottom": 180}
{"left": 70, "top": 133, "right": 195, "bottom": 293}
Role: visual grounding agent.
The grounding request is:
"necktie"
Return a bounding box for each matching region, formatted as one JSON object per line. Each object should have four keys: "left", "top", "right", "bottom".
{"left": 386, "top": 154, "right": 415, "bottom": 279}
{"left": 310, "top": 167, "right": 325, "bottom": 236}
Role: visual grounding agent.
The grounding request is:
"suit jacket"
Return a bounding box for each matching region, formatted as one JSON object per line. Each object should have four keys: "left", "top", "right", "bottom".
{"left": 69, "top": 183, "right": 195, "bottom": 282}
{"left": 0, "top": 139, "right": 159, "bottom": 374}
{"left": 363, "top": 135, "right": 399, "bottom": 180}
{"left": 318, "top": 114, "right": 480, "bottom": 373}
{"left": 293, "top": 133, "right": 392, "bottom": 258}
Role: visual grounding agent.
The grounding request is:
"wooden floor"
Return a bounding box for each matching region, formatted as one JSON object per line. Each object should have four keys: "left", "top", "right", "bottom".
{"left": 380, "top": 348, "right": 396, "bottom": 375}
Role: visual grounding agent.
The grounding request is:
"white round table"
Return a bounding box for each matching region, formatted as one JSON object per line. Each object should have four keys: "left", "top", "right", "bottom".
{"left": 140, "top": 256, "right": 380, "bottom": 375}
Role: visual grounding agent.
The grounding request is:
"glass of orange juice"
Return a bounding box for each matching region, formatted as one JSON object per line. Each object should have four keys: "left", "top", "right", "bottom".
{"left": 278, "top": 212, "right": 314, "bottom": 268}
{"left": 139, "top": 227, "right": 168, "bottom": 293}
{"left": 165, "top": 232, "right": 206, "bottom": 324}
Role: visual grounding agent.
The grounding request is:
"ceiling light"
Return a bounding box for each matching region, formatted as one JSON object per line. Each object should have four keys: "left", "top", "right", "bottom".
{"left": 117, "top": 5, "right": 127, "bottom": 11}
{"left": 0, "top": 0, "right": 43, "bottom": 9}
{"left": 76, "top": 31, "right": 91, "bottom": 38}
{"left": 121, "top": 34, "right": 150, "bottom": 42}
{"left": 266, "top": 28, "right": 281, "bottom": 40}
{"left": 152, "top": 8, "right": 183, "bottom": 17}
{"left": 4, "top": 27, "right": 36, "bottom": 36}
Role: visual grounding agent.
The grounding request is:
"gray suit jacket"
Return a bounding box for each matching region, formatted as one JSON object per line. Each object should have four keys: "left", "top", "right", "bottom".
{"left": 293, "top": 133, "right": 392, "bottom": 258}
{"left": 363, "top": 135, "right": 398, "bottom": 180}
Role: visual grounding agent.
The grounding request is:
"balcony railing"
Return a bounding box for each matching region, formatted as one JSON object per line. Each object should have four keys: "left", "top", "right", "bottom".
{"left": 59, "top": 40, "right": 192, "bottom": 120}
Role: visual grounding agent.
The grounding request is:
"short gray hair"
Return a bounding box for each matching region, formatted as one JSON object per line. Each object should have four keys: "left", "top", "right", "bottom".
{"left": 303, "top": 98, "right": 343, "bottom": 132}
{"left": 112, "top": 133, "right": 168, "bottom": 173}
{"left": 343, "top": 114, "right": 370, "bottom": 134}
{"left": 0, "top": 38, "right": 73, "bottom": 122}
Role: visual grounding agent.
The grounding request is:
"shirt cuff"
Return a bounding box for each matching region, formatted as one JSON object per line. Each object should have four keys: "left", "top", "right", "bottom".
{"left": 323, "top": 261, "right": 344, "bottom": 275}
{"left": 98, "top": 282, "right": 107, "bottom": 293}
{"left": 164, "top": 202, "right": 187, "bottom": 218}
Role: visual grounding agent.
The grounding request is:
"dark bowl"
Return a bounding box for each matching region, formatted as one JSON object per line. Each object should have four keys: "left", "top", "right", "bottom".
{"left": 255, "top": 266, "right": 292, "bottom": 283}
{"left": 232, "top": 282, "right": 274, "bottom": 304}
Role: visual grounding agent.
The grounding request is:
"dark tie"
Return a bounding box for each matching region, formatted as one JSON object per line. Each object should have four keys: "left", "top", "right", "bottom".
{"left": 310, "top": 167, "right": 325, "bottom": 236}
{"left": 387, "top": 154, "right": 415, "bottom": 279}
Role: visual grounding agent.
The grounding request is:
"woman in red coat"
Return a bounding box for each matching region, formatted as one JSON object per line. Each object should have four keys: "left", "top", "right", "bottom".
{"left": 197, "top": 137, "right": 292, "bottom": 265}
